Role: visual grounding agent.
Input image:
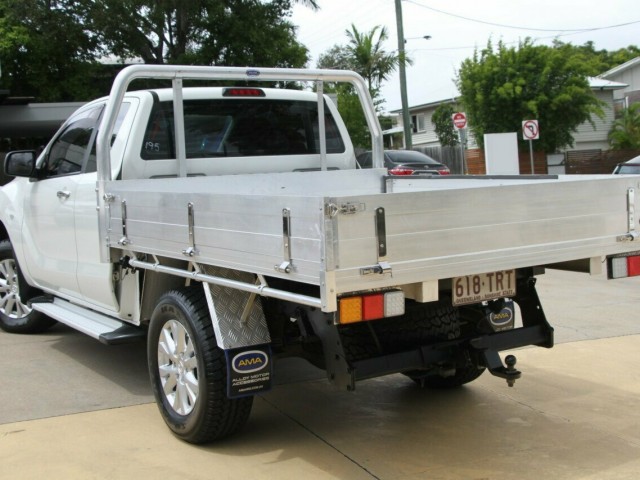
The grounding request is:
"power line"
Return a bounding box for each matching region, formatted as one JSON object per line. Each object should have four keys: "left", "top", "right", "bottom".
{"left": 403, "top": 0, "right": 640, "bottom": 33}
{"left": 409, "top": 23, "right": 640, "bottom": 54}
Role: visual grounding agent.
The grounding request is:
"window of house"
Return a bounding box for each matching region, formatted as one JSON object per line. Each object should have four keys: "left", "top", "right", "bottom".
{"left": 613, "top": 98, "right": 626, "bottom": 119}
{"left": 411, "top": 114, "right": 426, "bottom": 133}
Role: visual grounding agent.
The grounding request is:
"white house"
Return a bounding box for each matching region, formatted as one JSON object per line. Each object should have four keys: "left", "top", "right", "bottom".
{"left": 392, "top": 67, "right": 635, "bottom": 153}
{"left": 598, "top": 56, "right": 640, "bottom": 109}
{"left": 573, "top": 77, "right": 628, "bottom": 151}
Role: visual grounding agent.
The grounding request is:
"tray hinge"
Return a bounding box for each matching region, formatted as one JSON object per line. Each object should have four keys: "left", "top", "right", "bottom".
{"left": 324, "top": 202, "right": 365, "bottom": 217}
{"left": 182, "top": 202, "right": 198, "bottom": 256}
{"left": 618, "top": 188, "right": 639, "bottom": 242}
{"left": 360, "top": 261, "right": 392, "bottom": 276}
{"left": 275, "top": 208, "right": 293, "bottom": 273}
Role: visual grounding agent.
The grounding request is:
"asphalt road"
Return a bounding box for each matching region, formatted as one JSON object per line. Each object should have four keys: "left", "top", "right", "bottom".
{"left": 2, "top": 268, "right": 640, "bottom": 479}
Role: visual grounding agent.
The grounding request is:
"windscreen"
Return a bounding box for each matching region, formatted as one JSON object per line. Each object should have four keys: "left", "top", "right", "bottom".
{"left": 616, "top": 165, "right": 640, "bottom": 174}
{"left": 141, "top": 98, "right": 345, "bottom": 160}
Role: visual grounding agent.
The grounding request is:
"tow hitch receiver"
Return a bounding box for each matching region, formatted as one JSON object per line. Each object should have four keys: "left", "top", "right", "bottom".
{"left": 482, "top": 350, "right": 521, "bottom": 387}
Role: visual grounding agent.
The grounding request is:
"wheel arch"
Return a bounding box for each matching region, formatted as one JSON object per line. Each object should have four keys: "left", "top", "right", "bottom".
{"left": 0, "top": 221, "right": 8, "bottom": 242}
{"left": 138, "top": 256, "right": 192, "bottom": 324}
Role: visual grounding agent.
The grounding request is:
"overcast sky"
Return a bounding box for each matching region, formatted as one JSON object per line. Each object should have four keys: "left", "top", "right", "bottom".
{"left": 291, "top": 0, "right": 640, "bottom": 113}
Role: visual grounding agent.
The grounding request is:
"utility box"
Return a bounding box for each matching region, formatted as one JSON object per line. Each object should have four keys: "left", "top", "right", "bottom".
{"left": 484, "top": 132, "right": 519, "bottom": 175}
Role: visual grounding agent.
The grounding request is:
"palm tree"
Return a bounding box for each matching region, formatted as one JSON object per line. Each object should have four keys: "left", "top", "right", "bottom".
{"left": 295, "top": 0, "right": 319, "bottom": 9}
{"left": 345, "top": 24, "right": 407, "bottom": 96}
{"left": 609, "top": 103, "right": 640, "bottom": 150}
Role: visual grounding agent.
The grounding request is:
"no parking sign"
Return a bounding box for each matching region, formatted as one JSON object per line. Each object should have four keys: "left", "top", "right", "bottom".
{"left": 522, "top": 120, "right": 539, "bottom": 140}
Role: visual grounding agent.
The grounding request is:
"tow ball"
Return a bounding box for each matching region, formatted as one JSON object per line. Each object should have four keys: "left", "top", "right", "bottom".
{"left": 482, "top": 350, "right": 521, "bottom": 387}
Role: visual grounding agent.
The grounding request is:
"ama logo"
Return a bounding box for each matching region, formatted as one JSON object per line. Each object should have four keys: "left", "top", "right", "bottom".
{"left": 232, "top": 350, "right": 269, "bottom": 374}
{"left": 489, "top": 302, "right": 515, "bottom": 331}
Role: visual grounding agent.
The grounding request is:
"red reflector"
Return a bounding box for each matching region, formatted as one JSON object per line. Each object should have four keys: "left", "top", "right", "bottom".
{"left": 223, "top": 88, "right": 265, "bottom": 97}
{"left": 628, "top": 256, "right": 640, "bottom": 277}
{"left": 362, "top": 294, "right": 384, "bottom": 321}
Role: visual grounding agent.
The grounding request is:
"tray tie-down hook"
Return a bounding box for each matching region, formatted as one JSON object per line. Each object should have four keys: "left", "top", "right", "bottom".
{"left": 482, "top": 350, "right": 521, "bottom": 387}
{"left": 275, "top": 208, "right": 293, "bottom": 274}
{"left": 182, "top": 202, "right": 197, "bottom": 257}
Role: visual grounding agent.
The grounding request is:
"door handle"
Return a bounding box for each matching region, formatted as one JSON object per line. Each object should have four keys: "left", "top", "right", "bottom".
{"left": 57, "top": 190, "right": 71, "bottom": 199}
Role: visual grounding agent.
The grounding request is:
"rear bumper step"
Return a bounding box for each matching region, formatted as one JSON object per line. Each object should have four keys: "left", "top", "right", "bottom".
{"left": 31, "top": 299, "right": 145, "bottom": 345}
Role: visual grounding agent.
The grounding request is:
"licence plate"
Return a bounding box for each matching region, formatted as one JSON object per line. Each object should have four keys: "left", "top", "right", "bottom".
{"left": 452, "top": 270, "right": 516, "bottom": 306}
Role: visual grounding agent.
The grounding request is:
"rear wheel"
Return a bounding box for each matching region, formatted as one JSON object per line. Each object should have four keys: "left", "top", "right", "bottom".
{"left": 148, "top": 287, "right": 252, "bottom": 444}
{"left": 0, "top": 240, "right": 55, "bottom": 334}
{"left": 403, "top": 302, "right": 485, "bottom": 388}
{"left": 339, "top": 298, "right": 485, "bottom": 388}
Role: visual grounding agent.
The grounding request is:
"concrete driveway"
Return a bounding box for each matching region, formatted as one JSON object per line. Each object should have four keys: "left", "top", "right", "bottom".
{"left": 2, "top": 269, "right": 640, "bottom": 479}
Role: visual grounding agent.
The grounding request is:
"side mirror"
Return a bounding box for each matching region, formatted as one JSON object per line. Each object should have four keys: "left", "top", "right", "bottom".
{"left": 4, "top": 150, "right": 37, "bottom": 178}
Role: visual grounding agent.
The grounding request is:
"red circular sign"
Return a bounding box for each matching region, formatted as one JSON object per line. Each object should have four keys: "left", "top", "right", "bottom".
{"left": 452, "top": 112, "right": 467, "bottom": 129}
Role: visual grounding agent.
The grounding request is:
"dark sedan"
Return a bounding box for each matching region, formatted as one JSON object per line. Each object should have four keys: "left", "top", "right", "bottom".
{"left": 357, "top": 150, "right": 450, "bottom": 175}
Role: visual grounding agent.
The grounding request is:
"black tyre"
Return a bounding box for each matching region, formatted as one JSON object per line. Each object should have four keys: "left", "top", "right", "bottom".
{"left": 410, "top": 360, "right": 485, "bottom": 388}
{"left": 339, "top": 299, "right": 463, "bottom": 362}
{"left": 339, "top": 298, "right": 485, "bottom": 388}
{"left": 148, "top": 287, "right": 253, "bottom": 444}
{"left": 403, "top": 302, "right": 485, "bottom": 389}
{"left": 0, "top": 240, "right": 55, "bottom": 334}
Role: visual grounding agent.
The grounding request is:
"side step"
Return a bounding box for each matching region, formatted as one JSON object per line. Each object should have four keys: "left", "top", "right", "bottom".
{"left": 31, "top": 298, "right": 146, "bottom": 345}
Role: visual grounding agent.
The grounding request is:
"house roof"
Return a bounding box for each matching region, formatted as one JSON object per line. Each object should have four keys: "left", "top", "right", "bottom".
{"left": 599, "top": 56, "right": 640, "bottom": 79}
{"left": 382, "top": 126, "right": 405, "bottom": 135}
{"left": 587, "top": 76, "right": 628, "bottom": 90}
{"left": 390, "top": 97, "right": 457, "bottom": 114}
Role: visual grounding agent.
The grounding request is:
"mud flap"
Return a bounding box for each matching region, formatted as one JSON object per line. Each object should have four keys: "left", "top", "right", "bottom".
{"left": 198, "top": 265, "right": 273, "bottom": 398}
{"left": 225, "top": 344, "right": 273, "bottom": 398}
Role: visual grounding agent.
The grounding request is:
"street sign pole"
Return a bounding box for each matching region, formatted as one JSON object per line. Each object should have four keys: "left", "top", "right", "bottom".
{"left": 459, "top": 128, "right": 467, "bottom": 174}
{"left": 529, "top": 139, "right": 534, "bottom": 174}
{"left": 522, "top": 119, "right": 540, "bottom": 175}
{"left": 452, "top": 112, "right": 467, "bottom": 174}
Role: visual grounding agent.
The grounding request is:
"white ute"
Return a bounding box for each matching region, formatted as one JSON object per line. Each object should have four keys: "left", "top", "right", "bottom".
{"left": 2, "top": 65, "right": 640, "bottom": 443}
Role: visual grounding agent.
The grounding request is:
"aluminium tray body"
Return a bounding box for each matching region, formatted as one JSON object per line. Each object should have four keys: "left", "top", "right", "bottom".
{"left": 103, "top": 169, "right": 640, "bottom": 311}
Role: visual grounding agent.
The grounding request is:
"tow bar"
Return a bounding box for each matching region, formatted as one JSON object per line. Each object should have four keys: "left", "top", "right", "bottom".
{"left": 482, "top": 350, "right": 521, "bottom": 387}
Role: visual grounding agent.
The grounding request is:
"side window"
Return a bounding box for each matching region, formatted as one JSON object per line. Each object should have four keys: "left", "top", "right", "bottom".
{"left": 46, "top": 106, "right": 103, "bottom": 177}
{"left": 357, "top": 152, "right": 372, "bottom": 168}
{"left": 84, "top": 102, "right": 131, "bottom": 173}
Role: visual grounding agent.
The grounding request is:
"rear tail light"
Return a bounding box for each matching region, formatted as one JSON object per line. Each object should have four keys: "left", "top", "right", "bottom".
{"left": 608, "top": 254, "right": 640, "bottom": 279}
{"left": 338, "top": 291, "right": 405, "bottom": 324}
{"left": 439, "top": 168, "right": 450, "bottom": 175}
{"left": 388, "top": 167, "right": 414, "bottom": 176}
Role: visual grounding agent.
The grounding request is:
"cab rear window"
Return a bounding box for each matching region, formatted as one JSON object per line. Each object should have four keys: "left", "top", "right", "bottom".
{"left": 141, "top": 98, "right": 345, "bottom": 160}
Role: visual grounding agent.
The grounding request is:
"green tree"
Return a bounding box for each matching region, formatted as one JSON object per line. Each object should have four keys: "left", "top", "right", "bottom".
{"left": 0, "top": 0, "right": 318, "bottom": 101}
{"left": 0, "top": 0, "right": 101, "bottom": 101}
{"left": 457, "top": 39, "right": 605, "bottom": 152}
{"left": 609, "top": 103, "right": 640, "bottom": 149}
{"left": 317, "top": 45, "right": 353, "bottom": 71}
{"left": 344, "top": 24, "right": 403, "bottom": 97}
{"left": 552, "top": 40, "right": 640, "bottom": 76}
{"left": 87, "top": 0, "right": 311, "bottom": 67}
{"left": 317, "top": 24, "right": 406, "bottom": 148}
{"left": 431, "top": 103, "right": 459, "bottom": 147}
